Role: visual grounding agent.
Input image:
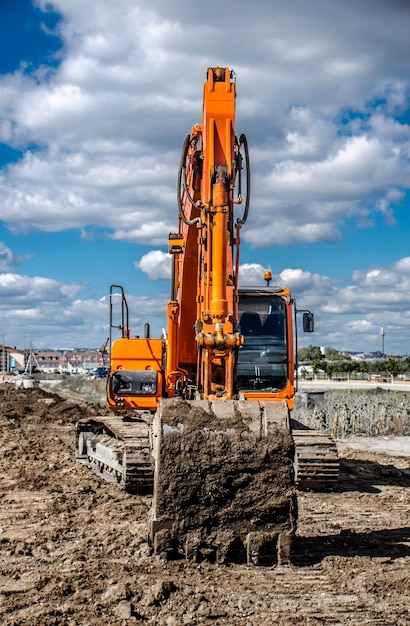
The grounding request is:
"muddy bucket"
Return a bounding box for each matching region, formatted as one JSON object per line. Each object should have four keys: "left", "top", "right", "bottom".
{"left": 149, "top": 397, "right": 296, "bottom": 565}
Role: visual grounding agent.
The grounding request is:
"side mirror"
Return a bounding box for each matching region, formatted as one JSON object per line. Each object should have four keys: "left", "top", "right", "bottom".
{"left": 303, "top": 311, "right": 314, "bottom": 333}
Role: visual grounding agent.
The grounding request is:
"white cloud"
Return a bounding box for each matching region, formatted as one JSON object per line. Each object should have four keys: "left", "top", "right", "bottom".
{"left": 274, "top": 255, "right": 410, "bottom": 353}
{"left": 0, "top": 273, "right": 84, "bottom": 301}
{"left": 0, "top": 242, "right": 32, "bottom": 271}
{"left": 0, "top": 0, "right": 408, "bottom": 248}
{"left": 1, "top": 249, "right": 410, "bottom": 353}
{"left": 393, "top": 257, "right": 410, "bottom": 274}
{"left": 0, "top": 269, "right": 169, "bottom": 348}
{"left": 345, "top": 319, "right": 374, "bottom": 333}
{"left": 0, "top": 0, "right": 410, "bottom": 353}
{"left": 238, "top": 263, "right": 270, "bottom": 286}
{"left": 279, "top": 268, "right": 332, "bottom": 292}
{"left": 135, "top": 250, "right": 171, "bottom": 280}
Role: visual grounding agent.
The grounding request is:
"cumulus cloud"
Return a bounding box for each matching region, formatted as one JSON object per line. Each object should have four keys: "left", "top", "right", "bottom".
{"left": 0, "top": 0, "right": 410, "bottom": 352}
{"left": 238, "top": 263, "right": 270, "bottom": 286}
{"left": 393, "top": 257, "right": 410, "bottom": 274}
{"left": 0, "top": 271, "right": 90, "bottom": 347}
{"left": 2, "top": 248, "right": 410, "bottom": 352}
{"left": 0, "top": 242, "right": 31, "bottom": 271}
{"left": 135, "top": 250, "right": 171, "bottom": 280}
{"left": 0, "top": 268, "right": 168, "bottom": 348}
{"left": 304, "top": 256, "right": 410, "bottom": 352}
{"left": 0, "top": 0, "right": 408, "bottom": 247}
{"left": 245, "top": 125, "right": 410, "bottom": 246}
{"left": 0, "top": 273, "right": 84, "bottom": 301}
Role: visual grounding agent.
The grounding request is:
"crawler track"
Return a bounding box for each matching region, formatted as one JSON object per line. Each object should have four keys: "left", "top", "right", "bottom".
{"left": 76, "top": 412, "right": 340, "bottom": 499}
{"left": 292, "top": 422, "right": 339, "bottom": 490}
{"left": 76, "top": 415, "right": 153, "bottom": 493}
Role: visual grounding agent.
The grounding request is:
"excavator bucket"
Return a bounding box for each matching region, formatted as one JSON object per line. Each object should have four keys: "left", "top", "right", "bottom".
{"left": 148, "top": 398, "right": 297, "bottom": 566}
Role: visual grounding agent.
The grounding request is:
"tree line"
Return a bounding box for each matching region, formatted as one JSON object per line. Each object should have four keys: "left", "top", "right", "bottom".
{"left": 297, "top": 345, "right": 410, "bottom": 379}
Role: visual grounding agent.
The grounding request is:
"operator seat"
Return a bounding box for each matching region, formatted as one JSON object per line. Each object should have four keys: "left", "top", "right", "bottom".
{"left": 239, "top": 312, "right": 262, "bottom": 336}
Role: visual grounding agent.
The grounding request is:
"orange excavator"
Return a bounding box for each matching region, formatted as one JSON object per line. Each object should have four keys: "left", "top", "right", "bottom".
{"left": 76, "top": 68, "right": 338, "bottom": 565}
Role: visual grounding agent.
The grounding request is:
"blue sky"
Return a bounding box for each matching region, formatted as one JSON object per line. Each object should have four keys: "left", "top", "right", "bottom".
{"left": 1, "top": 0, "right": 410, "bottom": 354}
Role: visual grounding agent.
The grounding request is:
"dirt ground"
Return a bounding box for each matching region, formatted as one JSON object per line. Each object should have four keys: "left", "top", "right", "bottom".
{"left": 0, "top": 383, "right": 409, "bottom": 625}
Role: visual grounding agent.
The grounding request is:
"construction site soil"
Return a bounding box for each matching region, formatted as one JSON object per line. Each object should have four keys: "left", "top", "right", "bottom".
{"left": 0, "top": 383, "right": 409, "bottom": 625}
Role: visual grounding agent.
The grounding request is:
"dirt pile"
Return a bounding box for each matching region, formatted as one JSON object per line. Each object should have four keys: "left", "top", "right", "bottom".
{"left": 150, "top": 399, "right": 296, "bottom": 565}
{"left": 0, "top": 385, "right": 409, "bottom": 625}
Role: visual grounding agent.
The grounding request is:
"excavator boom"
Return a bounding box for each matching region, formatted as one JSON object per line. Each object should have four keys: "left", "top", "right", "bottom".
{"left": 168, "top": 67, "right": 246, "bottom": 401}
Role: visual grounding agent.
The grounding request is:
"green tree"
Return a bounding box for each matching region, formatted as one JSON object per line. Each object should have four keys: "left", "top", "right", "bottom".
{"left": 311, "top": 358, "right": 321, "bottom": 376}
{"left": 384, "top": 357, "right": 400, "bottom": 378}
{"left": 325, "top": 347, "right": 343, "bottom": 360}
{"left": 401, "top": 355, "right": 410, "bottom": 372}
{"left": 358, "top": 361, "right": 369, "bottom": 375}
{"left": 298, "top": 345, "right": 323, "bottom": 362}
{"left": 326, "top": 361, "right": 336, "bottom": 379}
{"left": 300, "top": 368, "right": 308, "bottom": 380}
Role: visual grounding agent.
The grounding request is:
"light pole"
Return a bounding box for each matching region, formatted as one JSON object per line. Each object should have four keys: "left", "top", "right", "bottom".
{"left": 380, "top": 326, "right": 385, "bottom": 356}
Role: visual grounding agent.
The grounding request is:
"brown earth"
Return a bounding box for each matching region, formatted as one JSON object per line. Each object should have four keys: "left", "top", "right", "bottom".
{"left": 0, "top": 384, "right": 409, "bottom": 625}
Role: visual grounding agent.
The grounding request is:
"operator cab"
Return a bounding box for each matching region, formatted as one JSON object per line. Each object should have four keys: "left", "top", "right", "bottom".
{"left": 237, "top": 288, "right": 289, "bottom": 393}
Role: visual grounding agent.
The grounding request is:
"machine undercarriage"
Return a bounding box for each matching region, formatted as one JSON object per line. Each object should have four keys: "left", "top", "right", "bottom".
{"left": 76, "top": 400, "right": 339, "bottom": 564}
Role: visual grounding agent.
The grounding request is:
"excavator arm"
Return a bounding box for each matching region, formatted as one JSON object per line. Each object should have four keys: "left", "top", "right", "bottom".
{"left": 166, "top": 67, "right": 250, "bottom": 400}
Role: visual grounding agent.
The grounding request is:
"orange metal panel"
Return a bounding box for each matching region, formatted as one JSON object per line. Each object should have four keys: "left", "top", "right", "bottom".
{"left": 111, "top": 337, "right": 163, "bottom": 372}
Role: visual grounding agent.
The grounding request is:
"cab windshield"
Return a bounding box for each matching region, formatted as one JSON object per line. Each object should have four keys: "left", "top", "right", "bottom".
{"left": 236, "top": 295, "right": 288, "bottom": 392}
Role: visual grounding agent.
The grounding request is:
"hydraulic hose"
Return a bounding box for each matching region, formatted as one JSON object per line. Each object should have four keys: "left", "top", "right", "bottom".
{"left": 177, "top": 134, "right": 202, "bottom": 226}
{"left": 235, "top": 133, "right": 250, "bottom": 226}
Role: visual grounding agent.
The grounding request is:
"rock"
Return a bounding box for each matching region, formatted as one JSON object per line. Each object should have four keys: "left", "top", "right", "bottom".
{"left": 114, "top": 600, "right": 132, "bottom": 619}
{"left": 141, "top": 580, "right": 177, "bottom": 606}
{"left": 101, "top": 582, "right": 128, "bottom": 604}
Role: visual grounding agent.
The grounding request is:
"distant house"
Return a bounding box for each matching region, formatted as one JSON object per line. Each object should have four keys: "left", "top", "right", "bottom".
{"left": 34, "top": 350, "right": 64, "bottom": 373}
{"left": 64, "top": 349, "right": 106, "bottom": 374}
{"left": 0, "top": 346, "right": 25, "bottom": 373}
{"left": 0, "top": 345, "right": 109, "bottom": 376}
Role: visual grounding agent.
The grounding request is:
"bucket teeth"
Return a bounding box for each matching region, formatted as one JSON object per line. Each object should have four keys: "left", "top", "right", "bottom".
{"left": 152, "top": 527, "right": 294, "bottom": 566}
